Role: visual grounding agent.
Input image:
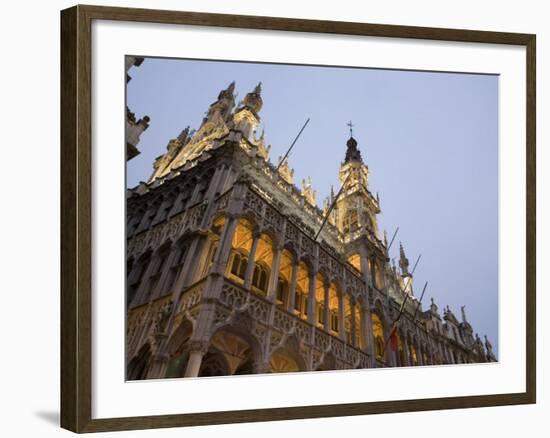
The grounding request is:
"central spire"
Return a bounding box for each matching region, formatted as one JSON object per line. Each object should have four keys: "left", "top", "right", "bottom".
{"left": 343, "top": 121, "right": 363, "bottom": 163}
{"left": 344, "top": 136, "right": 363, "bottom": 163}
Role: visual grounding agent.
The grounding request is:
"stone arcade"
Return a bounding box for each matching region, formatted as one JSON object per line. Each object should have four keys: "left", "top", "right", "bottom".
{"left": 125, "top": 81, "right": 497, "bottom": 379}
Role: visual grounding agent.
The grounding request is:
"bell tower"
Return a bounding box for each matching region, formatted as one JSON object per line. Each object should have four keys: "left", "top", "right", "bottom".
{"left": 334, "top": 123, "right": 388, "bottom": 307}
{"left": 334, "top": 124, "right": 381, "bottom": 242}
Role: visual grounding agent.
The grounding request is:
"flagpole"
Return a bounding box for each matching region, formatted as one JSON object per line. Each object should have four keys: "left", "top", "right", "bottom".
{"left": 387, "top": 227, "right": 399, "bottom": 252}
{"left": 276, "top": 118, "right": 310, "bottom": 171}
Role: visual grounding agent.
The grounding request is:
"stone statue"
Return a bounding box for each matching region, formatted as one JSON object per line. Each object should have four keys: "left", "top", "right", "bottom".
{"left": 484, "top": 335, "right": 494, "bottom": 354}
{"left": 153, "top": 301, "right": 173, "bottom": 334}
{"left": 461, "top": 305, "right": 468, "bottom": 323}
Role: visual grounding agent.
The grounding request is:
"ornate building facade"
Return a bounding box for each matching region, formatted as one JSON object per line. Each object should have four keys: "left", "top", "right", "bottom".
{"left": 126, "top": 81, "right": 497, "bottom": 380}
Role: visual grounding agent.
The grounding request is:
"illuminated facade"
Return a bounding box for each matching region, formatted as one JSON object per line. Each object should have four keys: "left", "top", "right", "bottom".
{"left": 126, "top": 82, "right": 497, "bottom": 379}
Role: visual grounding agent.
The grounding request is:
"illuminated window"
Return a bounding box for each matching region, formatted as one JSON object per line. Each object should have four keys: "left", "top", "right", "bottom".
{"left": 410, "top": 344, "right": 418, "bottom": 365}
{"left": 347, "top": 253, "right": 361, "bottom": 272}
{"left": 276, "top": 278, "right": 288, "bottom": 305}
{"left": 372, "top": 312, "right": 385, "bottom": 360}
{"left": 294, "top": 290, "right": 302, "bottom": 312}
{"left": 330, "top": 312, "right": 339, "bottom": 332}
{"left": 230, "top": 251, "right": 248, "bottom": 280}
{"left": 252, "top": 264, "right": 269, "bottom": 293}
{"left": 317, "top": 304, "right": 324, "bottom": 325}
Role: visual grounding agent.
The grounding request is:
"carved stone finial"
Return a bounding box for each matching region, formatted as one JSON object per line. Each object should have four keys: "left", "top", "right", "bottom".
{"left": 461, "top": 305, "right": 468, "bottom": 323}
{"left": 277, "top": 156, "right": 294, "bottom": 184}
{"left": 243, "top": 82, "right": 263, "bottom": 113}
{"left": 399, "top": 242, "right": 410, "bottom": 276}
{"left": 302, "top": 177, "right": 316, "bottom": 207}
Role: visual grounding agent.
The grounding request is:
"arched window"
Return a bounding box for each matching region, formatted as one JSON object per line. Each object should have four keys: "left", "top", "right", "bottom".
{"left": 344, "top": 295, "right": 352, "bottom": 343}
{"left": 330, "top": 312, "right": 339, "bottom": 332}
{"left": 226, "top": 219, "right": 254, "bottom": 284}
{"left": 252, "top": 263, "right": 269, "bottom": 294}
{"left": 294, "top": 288, "right": 302, "bottom": 313}
{"left": 347, "top": 253, "right": 361, "bottom": 272}
{"left": 294, "top": 287, "right": 308, "bottom": 320}
{"left": 278, "top": 250, "right": 293, "bottom": 308}
{"left": 229, "top": 251, "right": 248, "bottom": 280}
{"left": 370, "top": 258, "right": 385, "bottom": 290}
{"left": 328, "top": 283, "right": 339, "bottom": 334}
{"left": 295, "top": 262, "right": 310, "bottom": 320}
{"left": 315, "top": 273, "right": 327, "bottom": 328}
{"left": 276, "top": 277, "right": 288, "bottom": 306}
{"left": 362, "top": 212, "right": 374, "bottom": 231}
{"left": 343, "top": 210, "right": 359, "bottom": 234}
{"left": 371, "top": 312, "right": 385, "bottom": 361}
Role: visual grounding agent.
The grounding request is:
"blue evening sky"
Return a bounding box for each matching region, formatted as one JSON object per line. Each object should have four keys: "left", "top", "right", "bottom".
{"left": 127, "top": 57, "right": 498, "bottom": 355}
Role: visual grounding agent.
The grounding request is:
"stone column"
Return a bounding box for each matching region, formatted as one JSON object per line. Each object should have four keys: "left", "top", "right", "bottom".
{"left": 211, "top": 216, "right": 238, "bottom": 276}
{"left": 184, "top": 350, "right": 204, "bottom": 378}
{"left": 147, "top": 351, "right": 169, "bottom": 379}
{"left": 243, "top": 233, "right": 260, "bottom": 289}
{"left": 287, "top": 259, "right": 298, "bottom": 313}
{"left": 181, "top": 235, "right": 209, "bottom": 288}
{"left": 203, "top": 165, "right": 225, "bottom": 201}
{"left": 338, "top": 292, "right": 346, "bottom": 341}
{"left": 150, "top": 247, "right": 179, "bottom": 301}
{"left": 323, "top": 281, "right": 330, "bottom": 331}
{"left": 307, "top": 271, "right": 317, "bottom": 324}
{"left": 351, "top": 300, "right": 357, "bottom": 347}
{"left": 183, "top": 341, "right": 209, "bottom": 378}
{"left": 360, "top": 305, "right": 369, "bottom": 354}
{"left": 170, "top": 235, "right": 203, "bottom": 298}
{"left": 267, "top": 245, "right": 283, "bottom": 301}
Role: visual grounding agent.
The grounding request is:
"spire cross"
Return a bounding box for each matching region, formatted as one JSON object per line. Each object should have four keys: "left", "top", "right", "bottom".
{"left": 347, "top": 120, "right": 354, "bottom": 137}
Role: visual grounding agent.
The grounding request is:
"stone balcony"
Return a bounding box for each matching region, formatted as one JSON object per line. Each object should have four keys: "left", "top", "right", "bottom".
{"left": 172, "top": 276, "right": 371, "bottom": 372}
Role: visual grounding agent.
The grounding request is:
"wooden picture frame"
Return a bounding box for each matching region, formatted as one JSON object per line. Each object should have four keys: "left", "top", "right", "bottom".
{"left": 60, "top": 4, "right": 536, "bottom": 433}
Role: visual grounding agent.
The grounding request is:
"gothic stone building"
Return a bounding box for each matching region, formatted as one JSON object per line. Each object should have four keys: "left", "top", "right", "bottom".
{"left": 126, "top": 81, "right": 496, "bottom": 380}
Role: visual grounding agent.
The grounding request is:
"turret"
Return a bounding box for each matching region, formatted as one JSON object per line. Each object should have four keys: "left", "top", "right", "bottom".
{"left": 233, "top": 82, "right": 263, "bottom": 140}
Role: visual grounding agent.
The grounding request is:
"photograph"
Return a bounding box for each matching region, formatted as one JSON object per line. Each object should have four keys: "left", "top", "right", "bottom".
{"left": 124, "top": 56, "right": 498, "bottom": 380}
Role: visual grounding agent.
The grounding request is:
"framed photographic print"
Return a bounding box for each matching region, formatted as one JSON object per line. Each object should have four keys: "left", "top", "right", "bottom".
{"left": 60, "top": 4, "right": 536, "bottom": 433}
